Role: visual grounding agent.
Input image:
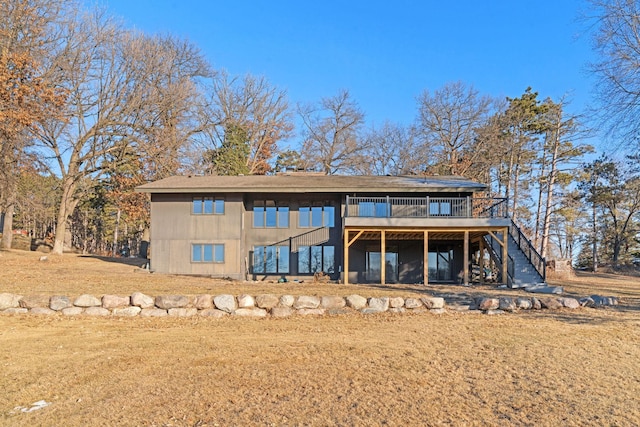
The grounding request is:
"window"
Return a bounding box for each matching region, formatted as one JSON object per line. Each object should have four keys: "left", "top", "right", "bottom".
{"left": 365, "top": 245, "right": 398, "bottom": 282}
{"left": 253, "top": 245, "right": 289, "bottom": 274}
{"left": 192, "top": 243, "right": 224, "bottom": 263}
{"left": 359, "top": 201, "right": 388, "bottom": 217}
{"left": 299, "top": 204, "right": 335, "bottom": 228}
{"left": 193, "top": 197, "right": 224, "bottom": 215}
{"left": 429, "top": 201, "right": 451, "bottom": 216}
{"left": 254, "top": 201, "right": 289, "bottom": 228}
{"left": 298, "top": 245, "right": 335, "bottom": 274}
{"left": 299, "top": 207, "right": 310, "bottom": 227}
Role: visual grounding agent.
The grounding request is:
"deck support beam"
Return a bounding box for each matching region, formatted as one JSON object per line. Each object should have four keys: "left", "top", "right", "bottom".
{"left": 479, "top": 236, "right": 485, "bottom": 285}
{"left": 463, "top": 230, "right": 469, "bottom": 285}
{"left": 502, "top": 227, "right": 509, "bottom": 286}
{"left": 343, "top": 230, "right": 349, "bottom": 285}
{"left": 381, "top": 230, "right": 386, "bottom": 285}
{"left": 423, "top": 231, "right": 429, "bottom": 286}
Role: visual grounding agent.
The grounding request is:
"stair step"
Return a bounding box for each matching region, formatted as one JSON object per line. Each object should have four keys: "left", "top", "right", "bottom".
{"left": 485, "top": 232, "right": 545, "bottom": 285}
{"left": 524, "top": 284, "right": 563, "bottom": 294}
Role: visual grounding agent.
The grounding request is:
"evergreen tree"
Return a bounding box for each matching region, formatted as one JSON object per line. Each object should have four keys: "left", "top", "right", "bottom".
{"left": 579, "top": 155, "right": 640, "bottom": 268}
{"left": 498, "top": 88, "right": 549, "bottom": 223}
{"left": 206, "top": 124, "right": 251, "bottom": 176}
{"left": 274, "top": 149, "right": 306, "bottom": 173}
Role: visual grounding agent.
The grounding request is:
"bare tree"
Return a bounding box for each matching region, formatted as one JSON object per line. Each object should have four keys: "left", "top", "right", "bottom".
{"left": 355, "top": 122, "right": 425, "bottom": 175}
{"left": 131, "top": 34, "right": 211, "bottom": 179}
{"left": 467, "top": 98, "right": 509, "bottom": 192}
{"left": 0, "top": 0, "right": 68, "bottom": 249}
{"left": 588, "top": 0, "right": 640, "bottom": 145}
{"left": 31, "top": 11, "right": 136, "bottom": 254}
{"left": 202, "top": 71, "right": 292, "bottom": 175}
{"left": 32, "top": 9, "right": 209, "bottom": 254}
{"left": 298, "top": 90, "right": 365, "bottom": 175}
{"left": 416, "top": 81, "right": 493, "bottom": 176}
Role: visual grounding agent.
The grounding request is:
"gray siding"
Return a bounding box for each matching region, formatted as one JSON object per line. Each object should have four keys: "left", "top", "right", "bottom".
{"left": 149, "top": 192, "right": 343, "bottom": 280}
{"left": 147, "top": 186, "right": 492, "bottom": 283}
{"left": 150, "top": 193, "right": 244, "bottom": 278}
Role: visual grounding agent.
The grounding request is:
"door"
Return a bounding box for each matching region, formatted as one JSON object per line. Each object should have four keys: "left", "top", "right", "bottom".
{"left": 365, "top": 245, "right": 398, "bottom": 283}
{"left": 428, "top": 245, "right": 454, "bottom": 282}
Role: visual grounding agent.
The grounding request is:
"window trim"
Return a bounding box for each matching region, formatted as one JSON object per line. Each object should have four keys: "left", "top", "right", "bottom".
{"left": 192, "top": 196, "right": 225, "bottom": 215}
{"left": 253, "top": 201, "right": 290, "bottom": 228}
{"left": 298, "top": 203, "right": 335, "bottom": 228}
{"left": 191, "top": 243, "right": 225, "bottom": 263}
{"left": 253, "top": 245, "right": 290, "bottom": 274}
{"left": 298, "top": 245, "right": 335, "bottom": 274}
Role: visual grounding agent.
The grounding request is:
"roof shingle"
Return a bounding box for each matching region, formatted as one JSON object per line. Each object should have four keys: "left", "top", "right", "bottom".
{"left": 136, "top": 174, "right": 487, "bottom": 194}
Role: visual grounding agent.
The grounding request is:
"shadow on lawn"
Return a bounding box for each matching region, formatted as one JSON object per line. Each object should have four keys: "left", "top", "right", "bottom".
{"left": 80, "top": 254, "right": 149, "bottom": 269}
{"left": 522, "top": 305, "right": 640, "bottom": 325}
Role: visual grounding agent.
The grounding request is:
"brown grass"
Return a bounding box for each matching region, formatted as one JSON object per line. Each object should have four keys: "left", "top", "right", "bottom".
{"left": 1, "top": 249, "right": 639, "bottom": 426}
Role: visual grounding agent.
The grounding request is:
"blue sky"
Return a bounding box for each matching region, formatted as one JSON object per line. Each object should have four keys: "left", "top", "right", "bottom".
{"left": 96, "top": 0, "right": 598, "bottom": 146}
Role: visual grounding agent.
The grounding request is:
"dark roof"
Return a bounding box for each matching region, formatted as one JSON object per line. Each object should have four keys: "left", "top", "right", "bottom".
{"left": 136, "top": 174, "right": 487, "bottom": 194}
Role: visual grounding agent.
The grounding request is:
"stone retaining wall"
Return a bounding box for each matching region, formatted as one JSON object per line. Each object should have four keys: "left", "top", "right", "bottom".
{"left": 0, "top": 292, "right": 619, "bottom": 317}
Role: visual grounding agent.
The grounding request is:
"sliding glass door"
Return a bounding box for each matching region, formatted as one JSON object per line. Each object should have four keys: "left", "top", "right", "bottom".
{"left": 365, "top": 246, "right": 398, "bottom": 283}
{"left": 428, "top": 245, "right": 454, "bottom": 282}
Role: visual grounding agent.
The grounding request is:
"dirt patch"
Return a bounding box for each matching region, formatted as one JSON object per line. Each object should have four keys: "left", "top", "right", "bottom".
{"left": 1, "top": 249, "right": 639, "bottom": 425}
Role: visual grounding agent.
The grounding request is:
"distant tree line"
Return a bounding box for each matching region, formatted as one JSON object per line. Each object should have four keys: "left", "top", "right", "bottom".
{"left": 0, "top": 0, "right": 639, "bottom": 270}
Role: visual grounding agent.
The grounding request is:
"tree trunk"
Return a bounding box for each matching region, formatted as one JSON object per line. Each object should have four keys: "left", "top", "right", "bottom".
{"left": 113, "top": 207, "right": 121, "bottom": 257}
{"left": 1, "top": 200, "right": 15, "bottom": 250}
{"left": 592, "top": 202, "right": 598, "bottom": 273}
{"left": 505, "top": 150, "right": 515, "bottom": 219}
{"left": 534, "top": 150, "right": 548, "bottom": 251}
{"left": 612, "top": 235, "right": 620, "bottom": 268}
{"left": 52, "top": 178, "right": 78, "bottom": 255}
{"left": 540, "top": 127, "right": 560, "bottom": 259}
{"left": 511, "top": 155, "right": 522, "bottom": 224}
{"left": 82, "top": 209, "right": 89, "bottom": 254}
{"left": 0, "top": 163, "right": 18, "bottom": 250}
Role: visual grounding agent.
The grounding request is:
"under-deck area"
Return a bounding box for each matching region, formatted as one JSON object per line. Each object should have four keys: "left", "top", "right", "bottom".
{"left": 342, "top": 196, "right": 511, "bottom": 286}
{"left": 343, "top": 227, "right": 510, "bottom": 286}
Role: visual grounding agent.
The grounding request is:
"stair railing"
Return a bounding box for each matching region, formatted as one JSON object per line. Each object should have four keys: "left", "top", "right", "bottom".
{"left": 508, "top": 219, "right": 546, "bottom": 282}
{"left": 483, "top": 234, "right": 515, "bottom": 285}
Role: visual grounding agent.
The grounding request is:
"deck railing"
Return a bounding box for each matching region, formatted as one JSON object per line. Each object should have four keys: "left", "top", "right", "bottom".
{"left": 344, "top": 196, "right": 508, "bottom": 219}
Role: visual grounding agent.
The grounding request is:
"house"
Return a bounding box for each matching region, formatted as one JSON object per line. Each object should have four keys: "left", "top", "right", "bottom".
{"left": 137, "top": 173, "right": 543, "bottom": 286}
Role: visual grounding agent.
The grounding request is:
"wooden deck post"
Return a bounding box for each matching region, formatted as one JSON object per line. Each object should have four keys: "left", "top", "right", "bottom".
{"left": 463, "top": 230, "right": 469, "bottom": 285}
{"left": 479, "top": 236, "right": 485, "bottom": 285}
{"left": 502, "top": 227, "right": 509, "bottom": 286}
{"left": 423, "top": 230, "right": 429, "bottom": 286}
{"left": 343, "top": 230, "right": 349, "bottom": 285}
{"left": 344, "top": 229, "right": 366, "bottom": 285}
{"left": 381, "top": 230, "right": 386, "bottom": 285}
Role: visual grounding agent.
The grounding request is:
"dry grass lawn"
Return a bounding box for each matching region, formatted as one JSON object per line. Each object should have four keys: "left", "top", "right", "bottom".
{"left": 1, "top": 249, "right": 639, "bottom": 426}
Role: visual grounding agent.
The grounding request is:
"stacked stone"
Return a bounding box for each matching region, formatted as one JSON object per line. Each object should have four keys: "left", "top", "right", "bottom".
{"left": 471, "top": 295, "right": 618, "bottom": 314}
{"left": 0, "top": 292, "right": 620, "bottom": 317}
{"left": 0, "top": 292, "right": 447, "bottom": 318}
